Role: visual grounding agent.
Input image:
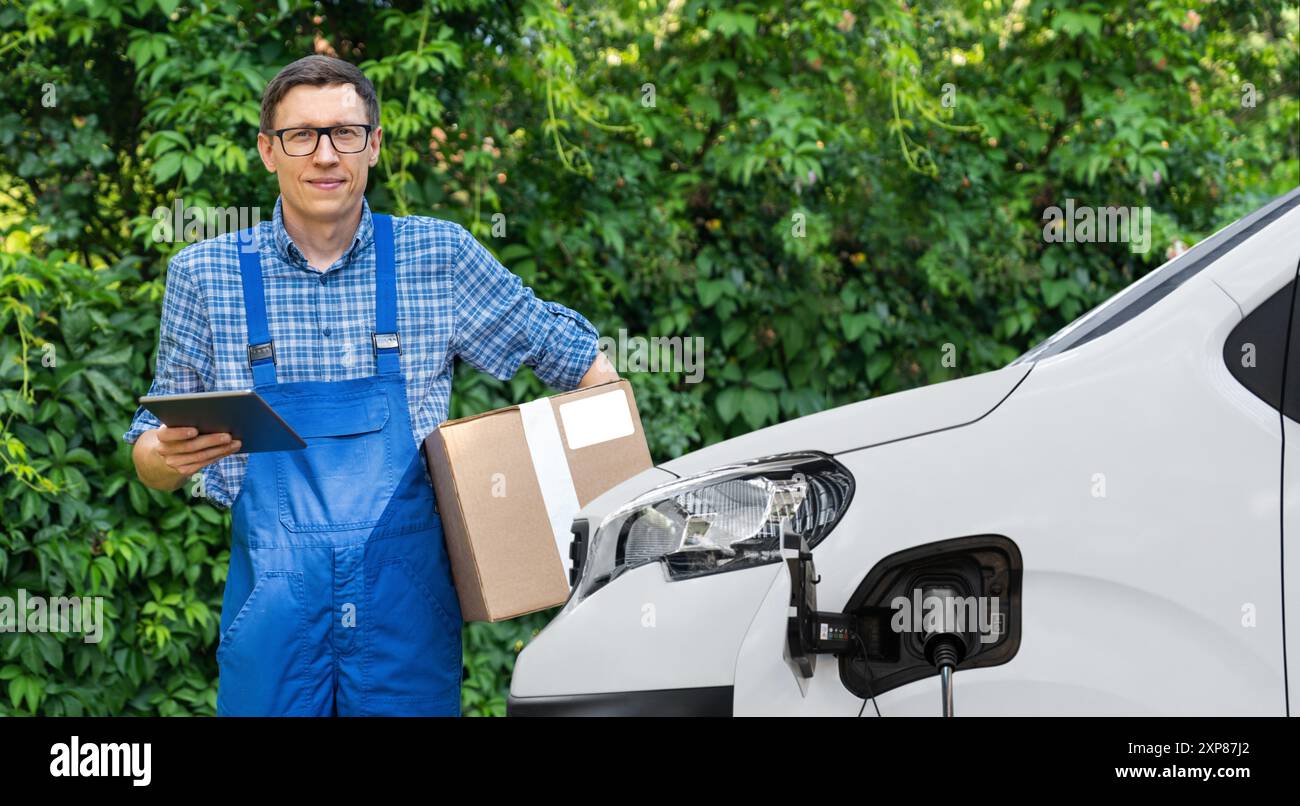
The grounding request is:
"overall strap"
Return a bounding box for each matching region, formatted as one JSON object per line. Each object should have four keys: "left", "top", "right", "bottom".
{"left": 371, "top": 213, "right": 401, "bottom": 375}
{"left": 237, "top": 229, "right": 278, "bottom": 386}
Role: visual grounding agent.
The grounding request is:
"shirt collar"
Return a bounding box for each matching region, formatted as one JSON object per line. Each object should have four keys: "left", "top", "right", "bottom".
{"left": 270, "top": 195, "right": 374, "bottom": 272}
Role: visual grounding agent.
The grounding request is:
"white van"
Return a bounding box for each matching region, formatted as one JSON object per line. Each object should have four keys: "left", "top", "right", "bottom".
{"left": 509, "top": 187, "right": 1300, "bottom": 716}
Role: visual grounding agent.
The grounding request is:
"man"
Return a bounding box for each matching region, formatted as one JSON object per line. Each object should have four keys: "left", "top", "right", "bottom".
{"left": 122, "top": 55, "right": 619, "bottom": 717}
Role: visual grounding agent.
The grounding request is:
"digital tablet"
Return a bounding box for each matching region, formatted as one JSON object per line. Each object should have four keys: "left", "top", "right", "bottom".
{"left": 138, "top": 390, "right": 307, "bottom": 453}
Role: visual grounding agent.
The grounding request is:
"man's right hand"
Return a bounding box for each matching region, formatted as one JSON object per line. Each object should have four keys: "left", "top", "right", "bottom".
{"left": 132, "top": 426, "right": 242, "bottom": 492}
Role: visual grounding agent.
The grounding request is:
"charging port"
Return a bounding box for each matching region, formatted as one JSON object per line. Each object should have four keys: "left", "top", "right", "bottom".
{"left": 785, "top": 533, "right": 1021, "bottom": 714}
{"left": 837, "top": 535, "right": 1023, "bottom": 706}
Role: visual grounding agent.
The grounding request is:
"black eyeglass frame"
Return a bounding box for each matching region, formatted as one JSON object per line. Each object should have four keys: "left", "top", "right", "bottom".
{"left": 266, "top": 124, "right": 375, "bottom": 156}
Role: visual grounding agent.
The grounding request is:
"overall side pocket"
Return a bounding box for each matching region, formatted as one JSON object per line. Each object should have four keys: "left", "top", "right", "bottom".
{"left": 215, "top": 571, "right": 311, "bottom": 716}
{"left": 363, "top": 556, "right": 463, "bottom": 709}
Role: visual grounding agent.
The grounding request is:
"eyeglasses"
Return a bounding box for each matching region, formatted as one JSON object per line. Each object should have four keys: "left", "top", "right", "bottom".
{"left": 268, "top": 124, "right": 374, "bottom": 156}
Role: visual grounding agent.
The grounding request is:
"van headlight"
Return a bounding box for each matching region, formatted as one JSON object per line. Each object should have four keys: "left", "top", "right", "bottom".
{"left": 566, "top": 452, "right": 853, "bottom": 607}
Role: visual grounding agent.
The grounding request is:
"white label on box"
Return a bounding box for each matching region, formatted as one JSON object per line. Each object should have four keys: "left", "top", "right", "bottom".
{"left": 519, "top": 398, "right": 582, "bottom": 581}
{"left": 558, "top": 389, "right": 634, "bottom": 450}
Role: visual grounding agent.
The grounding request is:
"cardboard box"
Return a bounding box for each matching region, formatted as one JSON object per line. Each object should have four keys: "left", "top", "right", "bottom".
{"left": 423, "top": 379, "right": 653, "bottom": 622}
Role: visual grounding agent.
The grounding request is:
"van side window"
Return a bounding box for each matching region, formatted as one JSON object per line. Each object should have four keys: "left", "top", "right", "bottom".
{"left": 1286, "top": 272, "right": 1300, "bottom": 423}
{"left": 1223, "top": 279, "right": 1294, "bottom": 414}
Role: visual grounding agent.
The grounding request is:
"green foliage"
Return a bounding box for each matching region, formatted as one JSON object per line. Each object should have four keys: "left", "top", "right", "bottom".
{"left": 1, "top": 0, "right": 1296, "bottom": 715}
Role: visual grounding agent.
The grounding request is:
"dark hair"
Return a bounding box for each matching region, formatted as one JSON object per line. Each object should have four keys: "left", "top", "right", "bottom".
{"left": 259, "top": 55, "right": 380, "bottom": 133}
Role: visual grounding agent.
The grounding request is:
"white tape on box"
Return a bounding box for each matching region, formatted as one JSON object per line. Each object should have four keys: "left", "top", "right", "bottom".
{"left": 557, "top": 388, "right": 634, "bottom": 450}
{"left": 519, "top": 398, "right": 582, "bottom": 580}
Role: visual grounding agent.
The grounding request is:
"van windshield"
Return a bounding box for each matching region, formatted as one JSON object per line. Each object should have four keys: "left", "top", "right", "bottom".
{"left": 1012, "top": 187, "right": 1300, "bottom": 365}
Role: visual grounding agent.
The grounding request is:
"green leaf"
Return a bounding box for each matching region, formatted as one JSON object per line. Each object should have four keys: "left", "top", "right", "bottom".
{"left": 152, "top": 151, "right": 183, "bottom": 183}
{"left": 841, "top": 313, "right": 871, "bottom": 341}
{"left": 1041, "top": 278, "right": 1072, "bottom": 308}
{"left": 128, "top": 482, "right": 149, "bottom": 516}
{"left": 64, "top": 448, "right": 95, "bottom": 465}
{"left": 748, "top": 369, "right": 784, "bottom": 391}
{"left": 740, "top": 388, "right": 775, "bottom": 430}
{"left": 696, "top": 279, "right": 731, "bottom": 307}
{"left": 36, "top": 636, "right": 63, "bottom": 670}
{"left": 715, "top": 388, "right": 742, "bottom": 424}
{"left": 194, "top": 505, "right": 223, "bottom": 525}
{"left": 181, "top": 155, "right": 204, "bottom": 184}
{"left": 94, "top": 556, "right": 118, "bottom": 591}
{"left": 84, "top": 370, "right": 131, "bottom": 406}
{"left": 708, "top": 10, "right": 757, "bottom": 38}
{"left": 1052, "top": 11, "right": 1101, "bottom": 38}
{"left": 688, "top": 94, "right": 721, "bottom": 121}
{"left": 867, "top": 354, "right": 892, "bottom": 384}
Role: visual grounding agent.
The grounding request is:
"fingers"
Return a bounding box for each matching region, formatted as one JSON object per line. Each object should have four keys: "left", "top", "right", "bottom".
{"left": 156, "top": 430, "right": 234, "bottom": 455}
{"left": 155, "top": 426, "right": 199, "bottom": 442}
{"left": 167, "top": 439, "right": 242, "bottom": 476}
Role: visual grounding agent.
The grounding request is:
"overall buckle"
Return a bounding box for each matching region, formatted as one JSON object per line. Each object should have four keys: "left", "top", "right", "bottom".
{"left": 372, "top": 332, "right": 401, "bottom": 355}
{"left": 247, "top": 341, "right": 276, "bottom": 365}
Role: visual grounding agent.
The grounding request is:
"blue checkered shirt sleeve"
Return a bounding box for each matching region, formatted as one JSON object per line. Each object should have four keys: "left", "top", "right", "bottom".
{"left": 122, "top": 253, "right": 214, "bottom": 444}
{"left": 450, "top": 224, "right": 599, "bottom": 391}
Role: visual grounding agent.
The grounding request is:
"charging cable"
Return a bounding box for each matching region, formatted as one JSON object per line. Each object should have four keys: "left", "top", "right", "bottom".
{"left": 924, "top": 633, "right": 965, "bottom": 717}
{"left": 853, "top": 632, "right": 882, "bottom": 717}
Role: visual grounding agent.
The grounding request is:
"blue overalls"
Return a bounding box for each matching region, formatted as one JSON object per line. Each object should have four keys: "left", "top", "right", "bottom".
{"left": 215, "top": 213, "right": 464, "bottom": 717}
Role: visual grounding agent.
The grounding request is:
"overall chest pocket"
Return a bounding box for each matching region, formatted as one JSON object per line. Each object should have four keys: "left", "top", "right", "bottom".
{"left": 275, "top": 394, "right": 397, "bottom": 532}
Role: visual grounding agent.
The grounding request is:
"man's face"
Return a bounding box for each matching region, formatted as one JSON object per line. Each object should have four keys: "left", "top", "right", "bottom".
{"left": 257, "top": 83, "right": 382, "bottom": 224}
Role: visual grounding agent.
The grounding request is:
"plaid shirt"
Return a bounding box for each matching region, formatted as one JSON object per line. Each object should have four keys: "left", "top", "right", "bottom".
{"left": 123, "top": 195, "right": 600, "bottom": 509}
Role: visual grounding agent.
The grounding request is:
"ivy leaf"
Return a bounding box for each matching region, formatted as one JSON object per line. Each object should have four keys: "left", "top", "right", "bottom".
{"left": 696, "top": 279, "right": 731, "bottom": 307}
{"left": 841, "top": 312, "right": 872, "bottom": 341}
{"left": 182, "top": 155, "right": 204, "bottom": 184}
{"left": 748, "top": 369, "right": 784, "bottom": 391}
{"left": 867, "top": 354, "right": 893, "bottom": 384}
{"left": 740, "top": 388, "right": 775, "bottom": 430}
{"left": 715, "top": 387, "right": 742, "bottom": 424}
{"left": 152, "top": 151, "right": 183, "bottom": 183}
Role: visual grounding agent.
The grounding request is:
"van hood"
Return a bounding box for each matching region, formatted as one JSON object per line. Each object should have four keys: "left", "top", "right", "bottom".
{"left": 657, "top": 363, "right": 1032, "bottom": 478}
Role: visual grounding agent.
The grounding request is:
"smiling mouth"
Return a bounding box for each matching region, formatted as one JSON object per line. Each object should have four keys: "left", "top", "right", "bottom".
{"left": 306, "top": 178, "right": 346, "bottom": 190}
